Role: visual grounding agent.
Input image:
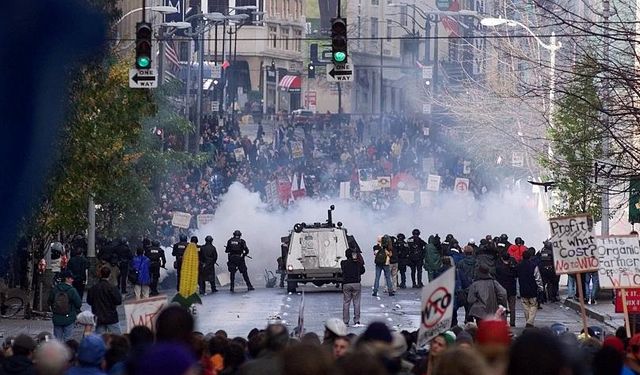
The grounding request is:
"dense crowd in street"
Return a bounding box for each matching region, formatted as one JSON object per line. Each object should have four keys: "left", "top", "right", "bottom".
{"left": 151, "top": 114, "right": 497, "bottom": 244}
{"left": 1, "top": 303, "right": 638, "bottom": 375}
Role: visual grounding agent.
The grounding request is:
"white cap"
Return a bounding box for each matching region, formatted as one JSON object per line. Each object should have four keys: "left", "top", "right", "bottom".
{"left": 468, "top": 238, "right": 476, "bottom": 245}
{"left": 325, "top": 317, "right": 347, "bottom": 336}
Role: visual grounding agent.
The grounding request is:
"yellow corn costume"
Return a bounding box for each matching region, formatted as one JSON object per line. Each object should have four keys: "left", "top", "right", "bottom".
{"left": 172, "top": 242, "right": 202, "bottom": 307}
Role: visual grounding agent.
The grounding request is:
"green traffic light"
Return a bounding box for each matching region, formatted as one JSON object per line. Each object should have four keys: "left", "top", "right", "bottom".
{"left": 333, "top": 51, "right": 346, "bottom": 63}
{"left": 137, "top": 56, "right": 151, "bottom": 69}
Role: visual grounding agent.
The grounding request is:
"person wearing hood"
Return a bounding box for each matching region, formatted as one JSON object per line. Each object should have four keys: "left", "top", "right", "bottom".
{"left": 48, "top": 270, "right": 82, "bottom": 341}
{"left": 516, "top": 248, "right": 543, "bottom": 327}
{"left": 456, "top": 245, "right": 477, "bottom": 323}
{"left": 495, "top": 252, "right": 518, "bottom": 327}
{"left": 0, "top": 334, "right": 36, "bottom": 375}
{"left": 65, "top": 334, "right": 107, "bottom": 375}
{"left": 423, "top": 235, "right": 442, "bottom": 282}
{"left": 467, "top": 264, "right": 508, "bottom": 323}
{"left": 475, "top": 239, "right": 497, "bottom": 277}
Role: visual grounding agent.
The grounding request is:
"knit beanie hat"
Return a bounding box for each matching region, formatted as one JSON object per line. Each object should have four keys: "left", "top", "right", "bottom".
{"left": 476, "top": 320, "right": 511, "bottom": 346}
{"left": 362, "top": 322, "right": 393, "bottom": 343}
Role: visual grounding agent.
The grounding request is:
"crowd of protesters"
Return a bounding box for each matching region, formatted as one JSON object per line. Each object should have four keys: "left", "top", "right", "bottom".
{"left": 1, "top": 303, "right": 638, "bottom": 375}
{"left": 152, "top": 114, "right": 505, "bottom": 244}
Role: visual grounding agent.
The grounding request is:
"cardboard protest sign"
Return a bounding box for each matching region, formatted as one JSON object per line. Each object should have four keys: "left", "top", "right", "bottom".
{"left": 197, "top": 214, "right": 215, "bottom": 229}
{"left": 171, "top": 212, "right": 192, "bottom": 229}
{"left": 426, "top": 175, "right": 441, "bottom": 192}
{"left": 339, "top": 181, "right": 351, "bottom": 199}
{"left": 124, "top": 295, "right": 168, "bottom": 332}
{"left": 398, "top": 190, "right": 415, "bottom": 204}
{"left": 377, "top": 176, "right": 391, "bottom": 189}
{"left": 291, "top": 141, "right": 304, "bottom": 158}
{"left": 549, "top": 215, "right": 597, "bottom": 274}
{"left": 615, "top": 289, "right": 640, "bottom": 313}
{"left": 417, "top": 267, "right": 455, "bottom": 347}
{"left": 454, "top": 178, "right": 469, "bottom": 193}
{"left": 234, "top": 147, "right": 245, "bottom": 161}
{"left": 598, "top": 235, "right": 640, "bottom": 289}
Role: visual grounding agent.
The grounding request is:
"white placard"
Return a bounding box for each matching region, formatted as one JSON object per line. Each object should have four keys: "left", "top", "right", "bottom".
{"left": 123, "top": 295, "right": 168, "bottom": 332}
{"left": 463, "top": 160, "right": 471, "bottom": 175}
{"left": 454, "top": 178, "right": 469, "bottom": 193}
{"left": 171, "top": 211, "right": 192, "bottom": 229}
{"left": 420, "top": 191, "right": 432, "bottom": 208}
{"left": 197, "top": 214, "right": 215, "bottom": 229}
{"left": 598, "top": 235, "right": 640, "bottom": 288}
{"left": 549, "top": 214, "right": 597, "bottom": 274}
{"left": 398, "top": 190, "right": 415, "bottom": 204}
{"left": 418, "top": 267, "right": 455, "bottom": 347}
{"left": 339, "top": 181, "right": 351, "bottom": 199}
{"left": 234, "top": 147, "right": 245, "bottom": 161}
{"left": 426, "top": 174, "right": 441, "bottom": 192}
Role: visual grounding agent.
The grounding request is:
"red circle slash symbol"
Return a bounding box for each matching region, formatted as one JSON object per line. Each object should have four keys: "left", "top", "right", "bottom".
{"left": 422, "top": 287, "right": 452, "bottom": 328}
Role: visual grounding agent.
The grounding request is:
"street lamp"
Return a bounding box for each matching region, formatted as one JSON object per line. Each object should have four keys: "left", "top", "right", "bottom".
{"left": 482, "top": 16, "right": 562, "bottom": 213}
{"left": 116, "top": 6, "right": 178, "bottom": 26}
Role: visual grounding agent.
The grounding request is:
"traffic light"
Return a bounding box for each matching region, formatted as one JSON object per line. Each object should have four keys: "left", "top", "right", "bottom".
{"left": 331, "top": 17, "right": 348, "bottom": 64}
{"left": 308, "top": 63, "right": 315, "bottom": 79}
{"left": 135, "top": 22, "right": 152, "bottom": 69}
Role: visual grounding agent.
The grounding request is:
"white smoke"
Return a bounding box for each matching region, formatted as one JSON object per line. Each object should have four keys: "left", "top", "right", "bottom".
{"left": 194, "top": 182, "right": 548, "bottom": 286}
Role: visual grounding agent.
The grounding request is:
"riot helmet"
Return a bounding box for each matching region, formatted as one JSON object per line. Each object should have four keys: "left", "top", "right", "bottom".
{"left": 412, "top": 229, "right": 420, "bottom": 236}
{"left": 151, "top": 240, "right": 160, "bottom": 247}
{"left": 179, "top": 234, "right": 188, "bottom": 242}
{"left": 205, "top": 235, "right": 213, "bottom": 243}
{"left": 397, "top": 233, "right": 405, "bottom": 241}
{"left": 233, "top": 230, "right": 242, "bottom": 237}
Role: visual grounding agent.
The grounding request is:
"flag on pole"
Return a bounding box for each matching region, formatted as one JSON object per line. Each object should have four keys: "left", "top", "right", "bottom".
{"left": 165, "top": 40, "right": 181, "bottom": 70}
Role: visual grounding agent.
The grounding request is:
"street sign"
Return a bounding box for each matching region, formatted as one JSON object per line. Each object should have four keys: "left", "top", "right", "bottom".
{"left": 326, "top": 63, "right": 353, "bottom": 82}
{"left": 422, "top": 66, "right": 433, "bottom": 79}
{"left": 129, "top": 68, "right": 158, "bottom": 88}
{"left": 211, "top": 66, "right": 222, "bottom": 79}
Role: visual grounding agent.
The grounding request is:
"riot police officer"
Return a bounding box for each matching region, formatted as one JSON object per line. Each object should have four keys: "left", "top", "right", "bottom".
{"left": 539, "top": 240, "right": 559, "bottom": 302}
{"left": 225, "top": 230, "right": 254, "bottom": 292}
{"left": 395, "top": 233, "right": 410, "bottom": 289}
{"left": 146, "top": 240, "right": 166, "bottom": 296}
{"left": 278, "top": 236, "right": 290, "bottom": 288}
{"left": 172, "top": 234, "right": 188, "bottom": 291}
{"left": 407, "top": 229, "right": 426, "bottom": 288}
{"left": 199, "top": 235, "right": 218, "bottom": 295}
{"left": 113, "top": 238, "right": 132, "bottom": 294}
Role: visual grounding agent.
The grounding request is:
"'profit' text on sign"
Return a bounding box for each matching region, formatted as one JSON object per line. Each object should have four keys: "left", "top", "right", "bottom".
{"left": 549, "top": 214, "right": 597, "bottom": 274}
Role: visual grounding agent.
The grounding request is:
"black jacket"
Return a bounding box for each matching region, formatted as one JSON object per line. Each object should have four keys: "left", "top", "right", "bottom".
{"left": 517, "top": 259, "right": 542, "bottom": 298}
{"left": 341, "top": 258, "right": 365, "bottom": 284}
{"left": 495, "top": 257, "right": 517, "bottom": 296}
{"left": 200, "top": 243, "right": 218, "bottom": 272}
{"left": 87, "top": 279, "right": 123, "bottom": 325}
{"left": 0, "top": 355, "right": 36, "bottom": 375}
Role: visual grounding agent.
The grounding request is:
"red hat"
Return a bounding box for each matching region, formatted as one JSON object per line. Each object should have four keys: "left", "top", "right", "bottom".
{"left": 603, "top": 336, "right": 625, "bottom": 355}
{"left": 629, "top": 334, "right": 640, "bottom": 350}
{"left": 476, "top": 320, "right": 511, "bottom": 346}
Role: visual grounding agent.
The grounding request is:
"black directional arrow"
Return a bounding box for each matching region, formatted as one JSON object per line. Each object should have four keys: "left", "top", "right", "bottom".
{"left": 329, "top": 68, "right": 352, "bottom": 79}
{"left": 132, "top": 73, "right": 155, "bottom": 84}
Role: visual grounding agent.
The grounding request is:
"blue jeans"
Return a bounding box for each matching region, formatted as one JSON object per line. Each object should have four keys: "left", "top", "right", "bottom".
{"left": 373, "top": 265, "right": 393, "bottom": 294}
{"left": 585, "top": 272, "right": 599, "bottom": 300}
{"left": 53, "top": 323, "right": 75, "bottom": 342}
{"left": 96, "top": 322, "right": 121, "bottom": 335}
{"left": 567, "top": 275, "right": 576, "bottom": 299}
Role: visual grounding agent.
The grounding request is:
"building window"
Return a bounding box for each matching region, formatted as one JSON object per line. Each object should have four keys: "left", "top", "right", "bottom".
{"left": 372, "top": 0, "right": 379, "bottom": 5}
{"left": 269, "top": 26, "right": 277, "bottom": 48}
{"left": 400, "top": 5, "right": 408, "bottom": 26}
{"left": 387, "top": 19, "right": 392, "bottom": 40}
{"left": 371, "top": 17, "right": 378, "bottom": 38}
{"left": 282, "top": 27, "right": 290, "bottom": 50}
{"left": 294, "top": 30, "right": 302, "bottom": 51}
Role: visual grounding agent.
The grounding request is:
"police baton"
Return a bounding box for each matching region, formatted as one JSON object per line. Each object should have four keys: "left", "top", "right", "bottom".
{"left": 244, "top": 255, "right": 253, "bottom": 259}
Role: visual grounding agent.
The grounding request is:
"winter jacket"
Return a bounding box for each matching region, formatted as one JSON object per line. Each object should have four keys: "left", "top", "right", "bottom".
{"left": 457, "top": 255, "right": 477, "bottom": 283}
{"left": 87, "top": 279, "right": 122, "bottom": 325}
{"left": 131, "top": 255, "right": 151, "bottom": 286}
{"left": 467, "top": 275, "right": 508, "bottom": 320}
{"left": 47, "top": 282, "right": 82, "bottom": 327}
{"left": 67, "top": 255, "right": 90, "bottom": 282}
{"left": 517, "top": 259, "right": 543, "bottom": 298}
{"left": 507, "top": 244, "right": 527, "bottom": 263}
{"left": 341, "top": 258, "right": 365, "bottom": 284}
{"left": 423, "top": 236, "right": 442, "bottom": 274}
{"left": 0, "top": 355, "right": 36, "bottom": 375}
{"left": 200, "top": 243, "right": 218, "bottom": 274}
{"left": 495, "top": 257, "right": 518, "bottom": 296}
{"left": 475, "top": 246, "right": 497, "bottom": 276}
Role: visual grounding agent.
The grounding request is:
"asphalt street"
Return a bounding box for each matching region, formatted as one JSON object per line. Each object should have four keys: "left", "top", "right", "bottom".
{"left": 1, "top": 283, "right": 608, "bottom": 341}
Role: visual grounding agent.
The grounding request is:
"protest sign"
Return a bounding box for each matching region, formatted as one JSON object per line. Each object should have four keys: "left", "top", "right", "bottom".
{"left": 420, "top": 191, "right": 432, "bottom": 208}
{"left": 291, "top": 141, "right": 304, "bottom": 158}
{"left": 197, "top": 214, "right": 215, "bottom": 229}
{"left": 426, "top": 175, "right": 441, "bottom": 192}
{"left": 124, "top": 295, "right": 168, "bottom": 332}
{"left": 454, "top": 178, "right": 469, "bottom": 193}
{"left": 233, "top": 147, "right": 245, "bottom": 162}
{"left": 463, "top": 160, "right": 471, "bottom": 175}
{"left": 597, "top": 235, "right": 640, "bottom": 289}
{"left": 615, "top": 289, "right": 640, "bottom": 314}
{"left": 398, "top": 190, "right": 415, "bottom": 204}
{"left": 549, "top": 214, "right": 597, "bottom": 274}
{"left": 339, "top": 181, "right": 351, "bottom": 199}
{"left": 377, "top": 176, "right": 391, "bottom": 189}
{"left": 418, "top": 267, "right": 455, "bottom": 347}
{"left": 511, "top": 152, "right": 524, "bottom": 167}
{"left": 171, "top": 212, "right": 192, "bottom": 229}
{"left": 422, "top": 157, "right": 435, "bottom": 174}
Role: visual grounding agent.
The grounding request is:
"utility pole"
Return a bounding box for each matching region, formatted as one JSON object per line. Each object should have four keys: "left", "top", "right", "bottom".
{"left": 87, "top": 194, "right": 96, "bottom": 286}
{"left": 601, "top": 0, "right": 610, "bottom": 235}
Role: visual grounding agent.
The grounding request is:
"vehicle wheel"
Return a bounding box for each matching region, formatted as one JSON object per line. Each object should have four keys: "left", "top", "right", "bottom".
{"left": 287, "top": 281, "right": 297, "bottom": 293}
{"left": 0, "top": 296, "right": 23, "bottom": 318}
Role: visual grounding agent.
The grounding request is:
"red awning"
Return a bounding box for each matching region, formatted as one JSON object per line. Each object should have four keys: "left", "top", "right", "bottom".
{"left": 278, "top": 75, "right": 301, "bottom": 92}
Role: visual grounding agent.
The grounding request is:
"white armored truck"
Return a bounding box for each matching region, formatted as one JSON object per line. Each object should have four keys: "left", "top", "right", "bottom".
{"left": 284, "top": 205, "right": 353, "bottom": 293}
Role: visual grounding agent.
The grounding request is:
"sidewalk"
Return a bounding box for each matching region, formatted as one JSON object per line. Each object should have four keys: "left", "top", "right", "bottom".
{"left": 563, "top": 297, "right": 626, "bottom": 331}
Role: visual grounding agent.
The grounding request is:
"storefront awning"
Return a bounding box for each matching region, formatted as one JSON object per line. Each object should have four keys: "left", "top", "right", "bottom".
{"left": 278, "top": 75, "right": 301, "bottom": 92}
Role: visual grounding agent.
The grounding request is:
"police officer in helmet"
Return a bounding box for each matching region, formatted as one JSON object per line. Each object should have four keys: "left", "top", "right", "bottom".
{"left": 225, "top": 230, "right": 254, "bottom": 292}
{"left": 145, "top": 240, "right": 166, "bottom": 296}
{"left": 199, "top": 235, "right": 218, "bottom": 295}
{"left": 114, "top": 237, "right": 132, "bottom": 294}
{"left": 539, "top": 240, "right": 559, "bottom": 302}
{"left": 395, "top": 233, "right": 410, "bottom": 289}
{"left": 172, "top": 234, "right": 188, "bottom": 291}
{"left": 407, "top": 229, "right": 426, "bottom": 288}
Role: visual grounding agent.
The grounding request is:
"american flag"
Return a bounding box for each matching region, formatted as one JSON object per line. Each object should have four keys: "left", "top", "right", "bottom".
{"left": 441, "top": 0, "right": 461, "bottom": 37}
{"left": 164, "top": 40, "right": 181, "bottom": 72}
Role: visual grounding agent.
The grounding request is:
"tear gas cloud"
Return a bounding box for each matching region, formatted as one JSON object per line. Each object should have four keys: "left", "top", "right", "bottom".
{"left": 189, "top": 183, "right": 547, "bottom": 285}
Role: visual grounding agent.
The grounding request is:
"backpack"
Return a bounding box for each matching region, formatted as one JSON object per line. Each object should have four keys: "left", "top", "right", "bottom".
{"left": 374, "top": 248, "right": 387, "bottom": 266}
{"left": 52, "top": 288, "right": 71, "bottom": 315}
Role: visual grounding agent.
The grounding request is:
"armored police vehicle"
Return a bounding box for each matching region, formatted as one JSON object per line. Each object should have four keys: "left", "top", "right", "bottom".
{"left": 283, "top": 205, "right": 355, "bottom": 293}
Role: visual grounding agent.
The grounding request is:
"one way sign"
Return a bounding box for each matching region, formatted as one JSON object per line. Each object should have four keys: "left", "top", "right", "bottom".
{"left": 129, "top": 68, "right": 158, "bottom": 88}
{"left": 326, "top": 63, "right": 353, "bottom": 82}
